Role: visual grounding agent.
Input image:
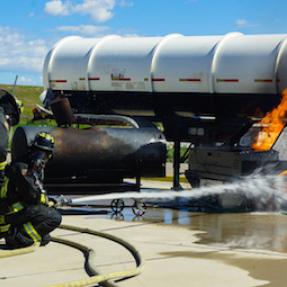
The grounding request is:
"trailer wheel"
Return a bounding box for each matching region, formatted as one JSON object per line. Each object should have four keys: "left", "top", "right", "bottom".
{"left": 132, "top": 200, "right": 146, "bottom": 216}
{"left": 111, "top": 199, "right": 125, "bottom": 214}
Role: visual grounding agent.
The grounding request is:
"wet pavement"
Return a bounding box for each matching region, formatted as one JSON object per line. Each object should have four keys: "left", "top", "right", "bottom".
{"left": 190, "top": 212, "right": 287, "bottom": 253}
{"left": 105, "top": 209, "right": 287, "bottom": 287}
{"left": 2, "top": 208, "right": 287, "bottom": 287}
{"left": 73, "top": 206, "right": 287, "bottom": 254}
{"left": 73, "top": 208, "right": 287, "bottom": 287}
{"left": 2, "top": 175, "right": 287, "bottom": 287}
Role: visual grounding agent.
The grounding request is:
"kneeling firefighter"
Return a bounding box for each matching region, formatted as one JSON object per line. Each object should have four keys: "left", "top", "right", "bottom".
{"left": 0, "top": 132, "right": 62, "bottom": 248}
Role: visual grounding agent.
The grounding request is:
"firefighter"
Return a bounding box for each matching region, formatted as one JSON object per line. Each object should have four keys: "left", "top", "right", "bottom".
{"left": 0, "top": 89, "right": 21, "bottom": 232}
{"left": 0, "top": 107, "right": 9, "bottom": 163}
{"left": 0, "top": 104, "right": 10, "bottom": 182}
{"left": 0, "top": 90, "right": 21, "bottom": 193}
{"left": 0, "top": 90, "right": 22, "bottom": 238}
{"left": 0, "top": 107, "right": 9, "bottom": 234}
{"left": 0, "top": 106, "right": 9, "bottom": 177}
{"left": 1, "top": 132, "right": 62, "bottom": 248}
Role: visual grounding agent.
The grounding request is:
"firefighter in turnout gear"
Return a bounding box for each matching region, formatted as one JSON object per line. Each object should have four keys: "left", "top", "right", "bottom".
{"left": 0, "top": 107, "right": 9, "bottom": 235}
{"left": 0, "top": 89, "right": 21, "bottom": 164}
{"left": 0, "top": 132, "right": 62, "bottom": 248}
{"left": 0, "top": 90, "right": 21, "bottom": 236}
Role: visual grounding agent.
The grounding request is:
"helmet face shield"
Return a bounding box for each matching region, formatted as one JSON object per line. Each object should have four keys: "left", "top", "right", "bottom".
{"left": 28, "top": 150, "right": 51, "bottom": 179}
{"left": 29, "top": 132, "right": 55, "bottom": 179}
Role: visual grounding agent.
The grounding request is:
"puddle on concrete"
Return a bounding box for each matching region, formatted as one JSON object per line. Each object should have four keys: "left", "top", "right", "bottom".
{"left": 93, "top": 207, "right": 287, "bottom": 286}
{"left": 76, "top": 202, "right": 287, "bottom": 253}
{"left": 81, "top": 207, "right": 287, "bottom": 285}
{"left": 189, "top": 213, "right": 287, "bottom": 254}
{"left": 110, "top": 208, "right": 287, "bottom": 254}
{"left": 159, "top": 250, "right": 287, "bottom": 287}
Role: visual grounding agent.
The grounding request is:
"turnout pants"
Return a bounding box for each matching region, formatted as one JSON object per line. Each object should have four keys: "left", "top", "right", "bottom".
{"left": 5, "top": 205, "right": 62, "bottom": 247}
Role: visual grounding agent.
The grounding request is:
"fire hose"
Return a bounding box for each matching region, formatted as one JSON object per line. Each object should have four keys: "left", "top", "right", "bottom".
{"left": 0, "top": 242, "right": 39, "bottom": 258}
{"left": 50, "top": 224, "right": 143, "bottom": 287}
{"left": 0, "top": 224, "right": 144, "bottom": 287}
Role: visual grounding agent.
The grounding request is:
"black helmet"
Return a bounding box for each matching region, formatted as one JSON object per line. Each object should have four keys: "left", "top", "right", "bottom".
{"left": 0, "top": 89, "right": 21, "bottom": 126}
{"left": 33, "top": 132, "right": 55, "bottom": 153}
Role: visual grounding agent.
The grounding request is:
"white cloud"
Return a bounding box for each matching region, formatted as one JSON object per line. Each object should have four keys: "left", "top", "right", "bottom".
{"left": 45, "top": 0, "right": 118, "bottom": 22}
{"left": 18, "top": 76, "right": 34, "bottom": 85}
{"left": 0, "top": 27, "right": 48, "bottom": 73}
{"left": 236, "top": 19, "right": 249, "bottom": 28}
{"left": 45, "top": 0, "right": 70, "bottom": 16}
{"left": 57, "top": 24, "right": 110, "bottom": 35}
{"left": 235, "top": 18, "right": 257, "bottom": 29}
{"left": 74, "top": 0, "right": 115, "bottom": 22}
{"left": 118, "top": 0, "right": 133, "bottom": 7}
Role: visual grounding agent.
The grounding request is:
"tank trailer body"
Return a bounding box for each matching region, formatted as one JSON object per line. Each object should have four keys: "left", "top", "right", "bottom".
{"left": 37, "top": 33, "right": 287, "bottom": 187}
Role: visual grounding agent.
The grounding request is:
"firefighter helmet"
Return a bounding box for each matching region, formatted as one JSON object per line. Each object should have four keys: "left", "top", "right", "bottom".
{"left": 33, "top": 132, "right": 55, "bottom": 153}
{"left": 0, "top": 89, "right": 21, "bottom": 126}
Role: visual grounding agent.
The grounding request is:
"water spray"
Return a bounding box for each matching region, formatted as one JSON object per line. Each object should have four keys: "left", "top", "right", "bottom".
{"left": 67, "top": 175, "right": 287, "bottom": 212}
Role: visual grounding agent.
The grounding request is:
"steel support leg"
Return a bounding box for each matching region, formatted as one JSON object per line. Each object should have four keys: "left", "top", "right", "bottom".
{"left": 136, "top": 175, "right": 141, "bottom": 191}
{"left": 173, "top": 139, "right": 182, "bottom": 191}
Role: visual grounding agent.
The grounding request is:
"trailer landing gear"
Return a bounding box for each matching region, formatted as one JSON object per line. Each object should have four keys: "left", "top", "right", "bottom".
{"left": 111, "top": 199, "right": 125, "bottom": 214}
{"left": 111, "top": 199, "right": 147, "bottom": 216}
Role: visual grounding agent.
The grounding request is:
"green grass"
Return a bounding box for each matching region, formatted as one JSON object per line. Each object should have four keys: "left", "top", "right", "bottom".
{"left": 0, "top": 84, "right": 44, "bottom": 125}
{"left": 0, "top": 84, "right": 57, "bottom": 149}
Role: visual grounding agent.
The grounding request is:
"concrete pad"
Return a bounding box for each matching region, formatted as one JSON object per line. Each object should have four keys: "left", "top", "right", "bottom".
{"left": 1, "top": 211, "right": 287, "bottom": 287}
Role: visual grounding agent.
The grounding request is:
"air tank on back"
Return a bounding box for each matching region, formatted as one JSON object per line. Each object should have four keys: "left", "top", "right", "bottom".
{"left": 43, "top": 33, "right": 287, "bottom": 121}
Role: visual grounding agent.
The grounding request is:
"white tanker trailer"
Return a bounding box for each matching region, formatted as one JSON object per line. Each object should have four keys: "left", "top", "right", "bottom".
{"left": 39, "top": 33, "right": 287, "bottom": 188}
{"left": 43, "top": 33, "right": 287, "bottom": 118}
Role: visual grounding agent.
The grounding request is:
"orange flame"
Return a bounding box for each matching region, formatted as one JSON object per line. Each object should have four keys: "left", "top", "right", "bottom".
{"left": 252, "top": 89, "right": 287, "bottom": 151}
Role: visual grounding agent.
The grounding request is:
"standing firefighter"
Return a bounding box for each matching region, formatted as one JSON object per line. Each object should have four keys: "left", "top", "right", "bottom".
{"left": 0, "top": 90, "right": 18, "bottom": 191}
{"left": 0, "top": 106, "right": 9, "bottom": 181}
{"left": 0, "top": 90, "right": 21, "bottom": 225}
{"left": 0, "top": 107, "right": 9, "bottom": 223}
{"left": 0, "top": 132, "right": 62, "bottom": 248}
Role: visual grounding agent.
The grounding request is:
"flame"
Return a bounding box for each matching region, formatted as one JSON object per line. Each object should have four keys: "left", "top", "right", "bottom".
{"left": 252, "top": 89, "right": 287, "bottom": 151}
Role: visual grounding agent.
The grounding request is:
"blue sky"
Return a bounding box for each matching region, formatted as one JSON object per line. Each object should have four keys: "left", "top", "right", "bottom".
{"left": 0, "top": 0, "right": 286, "bottom": 86}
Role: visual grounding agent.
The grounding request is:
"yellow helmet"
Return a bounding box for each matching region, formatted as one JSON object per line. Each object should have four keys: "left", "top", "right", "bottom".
{"left": 33, "top": 132, "right": 55, "bottom": 153}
